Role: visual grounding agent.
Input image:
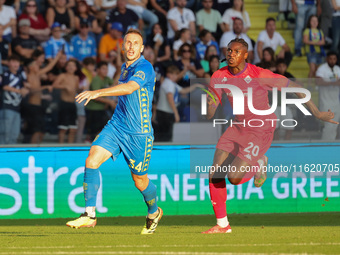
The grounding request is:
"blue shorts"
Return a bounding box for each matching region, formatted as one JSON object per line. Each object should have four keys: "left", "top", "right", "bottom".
{"left": 307, "top": 52, "right": 324, "bottom": 65}
{"left": 92, "top": 121, "right": 153, "bottom": 175}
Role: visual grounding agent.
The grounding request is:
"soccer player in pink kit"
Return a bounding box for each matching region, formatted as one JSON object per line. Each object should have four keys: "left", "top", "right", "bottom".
{"left": 202, "top": 38, "right": 338, "bottom": 234}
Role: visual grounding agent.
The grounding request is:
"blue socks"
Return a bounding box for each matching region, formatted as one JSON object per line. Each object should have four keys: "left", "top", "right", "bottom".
{"left": 84, "top": 167, "right": 100, "bottom": 207}
{"left": 141, "top": 180, "right": 158, "bottom": 214}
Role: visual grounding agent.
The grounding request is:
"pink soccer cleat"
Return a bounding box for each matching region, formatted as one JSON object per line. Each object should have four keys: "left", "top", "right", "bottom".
{"left": 201, "top": 224, "right": 232, "bottom": 234}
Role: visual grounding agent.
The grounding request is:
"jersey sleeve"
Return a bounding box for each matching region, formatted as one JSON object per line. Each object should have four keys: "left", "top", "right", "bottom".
{"left": 258, "top": 68, "right": 290, "bottom": 90}
{"left": 129, "top": 62, "right": 154, "bottom": 88}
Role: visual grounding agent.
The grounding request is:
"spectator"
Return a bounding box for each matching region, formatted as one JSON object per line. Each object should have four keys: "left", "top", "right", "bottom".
{"left": 196, "top": 29, "right": 219, "bottom": 60}
{"left": 319, "top": 0, "right": 333, "bottom": 41}
{"left": 143, "top": 45, "right": 165, "bottom": 103}
{"left": 18, "top": 0, "right": 50, "bottom": 42}
{"left": 200, "top": 45, "right": 226, "bottom": 73}
{"left": 0, "top": 0, "right": 17, "bottom": 41}
{"left": 76, "top": 56, "right": 96, "bottom": 143}
{"left": 275, "top": 58, "right": 294, "bottom": 78}
{"left": 145, "top": 23, "right": 171, "bottom": 64}
{"left": 0, "top": 25, "right": 11, "bottom": 69}
{"left": 254, "top": 17, "right": 292, "bottom": 66}
{"left": 196, "top": 0, "right": 225, "bottom": 36}
{"left": 219, "top": 17, "right": 253, "bottom": 62}
{"left": 25, "top": 51, "right": 62, "bottom": 144}
{"left": 149, "top": 0, "right": 174, "bottom": 34}
{"left": 331, "top": 0, "right": 340, "bottom": 53}
{"left": 11, "top": 19, "right": 41, "bottom": 62}
{"left": 44, "top": 22, "right": 72, "bottom": 61}
{"left": 52, "top": 59, "right": 80, "bottom": 143}
{"left": 173, "top": 28, "right": 192, "bottom": 61}
{"left": 74, "top": 0, "right": 102, "bottom": 36}
{"left": 85, "top": 61, "right": 116, "bottom": 141}
{"left": 106, "top": 45, "right": 122, "bottom": 84}
{"left": 167, "top": 0, "right": 196, "bottom": 42}
{"left": 46, "top": 0, "right": 75, "bottom": 35}
{"left": 213, "top": 0, "right": 233, "bottom": 15}
{"left": 272, "top": 58, "right": 296, "bottom": 140}
{"left": 316, "top": 51, "right": 340, "bottom": 140}
{"left": 256, "top": 47, "right": 276, "bottom": 72}
{"left": 154, "top": 65, "right": 202, "bottom": 141}
{"left": 175, "top": 43, "right": 205, "bottom": 88}
{"left": 221, "top": 0, "right": 250, "bottom": 33}
{"left": 291, "top": 0, "right": 318, "bottom": 56}
{"left": 204, "top": 55, "right": 221, "bottom": 78}
{"left": 107, "top": 0, "right": 141, "bottom": 33}
{"left": 0, "top": 55, "right": 29, "bottom": 144}
{"left": 303, "top": 14, "right": 325, "bottom": 78}
{"left": 126, "top": 0, "right": 159, "bottom": 36}
{"left": 96, "top": 0, "right": 117, "bottom": 27}
{"left": 70, "top": 22, "right": 97, "bottom": 62}
{"left": 98, "top": 22, "right": 124, "bottom": 62}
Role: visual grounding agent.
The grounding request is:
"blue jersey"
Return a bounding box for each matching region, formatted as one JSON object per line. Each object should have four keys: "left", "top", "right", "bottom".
{"left": 111, "top": 56, "right": 155, "bottom": 135}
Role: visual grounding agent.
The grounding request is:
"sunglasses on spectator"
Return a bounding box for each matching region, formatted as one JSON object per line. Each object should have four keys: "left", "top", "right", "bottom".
{"left": 182, "top": 49, "right": 191, "bottom": 53}
{"left": 27, "top": 4, "right": 36, "bottom": 7}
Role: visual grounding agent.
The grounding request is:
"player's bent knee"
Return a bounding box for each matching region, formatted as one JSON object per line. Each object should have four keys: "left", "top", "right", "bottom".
{"left": 228, "top": 176, "right": 242, "bottom": 185}
{"left": 85, "top": 156, "right": 101, "bottom": 169}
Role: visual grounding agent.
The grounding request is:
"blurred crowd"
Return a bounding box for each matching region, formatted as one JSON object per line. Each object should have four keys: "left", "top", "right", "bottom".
{"left": 0, "top": 0, "right": 340, "bottom": 144}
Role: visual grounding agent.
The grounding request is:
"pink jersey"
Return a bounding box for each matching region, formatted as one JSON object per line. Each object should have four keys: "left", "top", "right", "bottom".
{"left": 210, "top": 63, "right": 289, "bottom": 127}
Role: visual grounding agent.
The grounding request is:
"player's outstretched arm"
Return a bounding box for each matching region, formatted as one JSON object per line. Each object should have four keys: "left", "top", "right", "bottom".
{"left": 75, "top": 81, "right": 140, "bottom": 106}
{"left": 289, "top": 81, "right": 339, "bottom": 125}
{"left": 206, "top": 91, "right": 219, "bottom": 120}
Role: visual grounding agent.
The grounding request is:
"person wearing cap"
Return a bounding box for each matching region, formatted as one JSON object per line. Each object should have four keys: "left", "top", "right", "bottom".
{"left": 43, "top": 22, "right": 72, "bottom": 61}
{"left": 11, "top": 19, "right": 41, "bottom": 62}
{"left": 98, "top": 22, "right": 124, "bottom": 62}
{"left": 70, "top": 22, "right": 97, "bottom": 62}
{"left": 106, "top": 0, "right": 141, "bottom": 33}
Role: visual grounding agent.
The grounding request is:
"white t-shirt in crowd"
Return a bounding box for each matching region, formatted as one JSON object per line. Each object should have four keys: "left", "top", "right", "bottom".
{"left": 173, "top": 39, "right": 191, "bottom": 51}
{"left": 0, "top": 5, "right": 16, "bottom": 36}
{"left": 221, "top": 8, "right": 251, "bottom": 30}
{"left": 101, "top": 0, "right": 117, "bottom": 8}
{"left": 157, "top": 78, "right": 183, "bottom": 114}
{"left": 219, "top": 31, "right": 253, "bottom": 58}
{"left": 316, "top": 63, "right": 340, "bottom": 111}
{"left": 167, "top": 7, "right": 195, "bottom": 39}
{"left": 127, "top": 0, "right": 144, "bottom": 14}
{"left": 333, "top": 0, "right": 340, "bottom": 16}
{"left": 253, "top": 30, "right": 286, "bottom": 64}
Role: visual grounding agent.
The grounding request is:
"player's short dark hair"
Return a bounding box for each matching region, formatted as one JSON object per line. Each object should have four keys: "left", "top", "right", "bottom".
{"left": 327, "top": 51, "right": 337, "bottom": 57}
{"left": 199, "top": 29, "right": 211, "bottom": 39}
{"left": 8, "top": 54, "right": 21, "bottom": 62}
{"left": 266, "top": 17, "right": 276, "bottom": 24}
{"left": 166, "top": 65, "right": 180, "bottom": 74}
{"left": 125, "top": 28, "right": 143, "bottom": 40}
{"left": 228, "top": 38, "right": 248, "bottom": 50}
{"left": 97, "top": 61, "right": 108, "bottom": 69}
{"left": 83, "top": 57, "right": 96, "bottom": 66}
{"left": 276, "top": 58, "right": 287, "bottom": 66}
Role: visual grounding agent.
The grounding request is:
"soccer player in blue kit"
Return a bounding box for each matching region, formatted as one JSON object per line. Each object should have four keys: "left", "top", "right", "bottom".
{"left": 66, "top": 29, "right": 163, "bottom": 234}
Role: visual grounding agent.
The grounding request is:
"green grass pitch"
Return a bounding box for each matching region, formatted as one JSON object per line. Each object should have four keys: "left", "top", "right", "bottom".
{"left": 0, "top": 213, "right": 339, "bottom": 254}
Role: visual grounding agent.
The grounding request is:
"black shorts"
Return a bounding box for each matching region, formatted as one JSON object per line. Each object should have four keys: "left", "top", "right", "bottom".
{"left": 26, "top": 104, "right": 45, "bottom": 133}
{"left": 154, "top": 110, "right": 175, "bottom": 142}
{"left": 58, "top": 101, "right": 77, "bottom": 130}
{"left": 85, "top": 109, "right": 109, "bottom": 139}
